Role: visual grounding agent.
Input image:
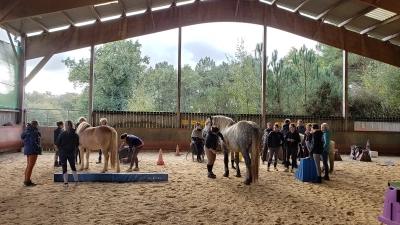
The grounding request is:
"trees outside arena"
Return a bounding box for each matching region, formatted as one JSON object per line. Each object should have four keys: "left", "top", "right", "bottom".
{"left": 25, "top": 39, "right": 400, "bottom": 117}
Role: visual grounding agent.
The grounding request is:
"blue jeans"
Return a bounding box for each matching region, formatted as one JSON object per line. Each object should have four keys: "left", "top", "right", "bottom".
{"left": 321, "top": 151, "right": 329, "bottom": 177}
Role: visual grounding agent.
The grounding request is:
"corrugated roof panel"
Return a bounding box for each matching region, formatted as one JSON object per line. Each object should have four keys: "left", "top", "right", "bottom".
{"left": 35, "top": 12, "right": 70, "bottom": 30}
{"left": 365, "top": 8, "right": 396, "bottom": 21}
{"left": 259, "top": 0, "right": 274, "bottom": 4}
{"left": 300, "top": 0, "right": 341, "bottom": 19}
{"left": 367, "top": 19, "right": 400, "bottom": 40}
{"left": 389, "top": 36, "right": 400, "bottom": 46}
{"left": 122, "top": 0, "right": 148, "bottom": 13}
{"left": 6, "top": 18, "right": 43, "bottom": 34}
{"left": 64, "top": 6, "right": 97, "bottom": 24}
{"left": 325, "top": 0, "right": 369, "bottom": 26}
{"left": 152, "top": 0, "right": 173, "bottom": 8}
{"left": 94, "top": 1, "right": 123, "bottom": 18}
{"left": 276, "top": 0, "right": 305, "bottom": 11}
{"left": 345, "top": 15, "right": 379, "bottom": 33}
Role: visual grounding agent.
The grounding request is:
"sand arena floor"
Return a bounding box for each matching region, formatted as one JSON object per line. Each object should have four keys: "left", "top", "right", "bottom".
{"left": 0, "top": 150, "right": 398, "bottom": 225}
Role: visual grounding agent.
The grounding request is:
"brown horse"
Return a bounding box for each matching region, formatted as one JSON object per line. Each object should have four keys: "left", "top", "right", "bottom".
{"left": 76, "top": 122, "right": 120, "bottom": 173}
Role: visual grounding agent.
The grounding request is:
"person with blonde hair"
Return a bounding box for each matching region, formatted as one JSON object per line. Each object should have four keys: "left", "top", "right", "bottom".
{"left": 56, "top": 120, "right": 80, "bottom": 187}
{"left": 21, "top": 120, "right": 42, "bottom": 186}
{"left": 96, "top": 118, "right": 108, "bottom": 164}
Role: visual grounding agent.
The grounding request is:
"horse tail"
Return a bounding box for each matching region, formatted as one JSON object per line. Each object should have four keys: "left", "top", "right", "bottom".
{"left": 110, "top": 129, "right": 118, "bottom": 169}
{"left": 251, "top": 128, "right": 261, "bottom": 183}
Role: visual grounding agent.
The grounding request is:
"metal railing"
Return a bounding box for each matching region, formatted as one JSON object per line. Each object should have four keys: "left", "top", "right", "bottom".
{"left": 26, "top": 108, "right": 88, "bottom": 127}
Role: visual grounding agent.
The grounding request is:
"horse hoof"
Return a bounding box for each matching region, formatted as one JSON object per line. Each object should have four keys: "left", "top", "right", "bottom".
{"left": 100, "top": 171, "right": 105, "bottom": 173}
{"left": 243, "top": 180, "right": 251, "bottom": 185}
{"left": 235, "top": 174, "right": 241, "bottom": 178}
{"left": 223, "top": 172, "right": 229, "bottom": 177}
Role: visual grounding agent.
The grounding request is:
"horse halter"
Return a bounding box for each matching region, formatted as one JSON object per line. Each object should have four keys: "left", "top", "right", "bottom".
{"left": 209, "top": 116, "right": 213, "bottom": 126}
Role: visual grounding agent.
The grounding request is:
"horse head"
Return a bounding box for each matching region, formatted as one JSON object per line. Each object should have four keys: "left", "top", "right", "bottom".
{"left": 76, "top": 121, "right": 91, "bottom": 134}
{"left": 203, "top": 116, "right": 213, "bottom": 138}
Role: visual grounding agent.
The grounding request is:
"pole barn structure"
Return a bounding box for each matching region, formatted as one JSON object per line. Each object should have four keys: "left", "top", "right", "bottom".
{"left": 2, "top": 0, "right": 400, "bottom": 129}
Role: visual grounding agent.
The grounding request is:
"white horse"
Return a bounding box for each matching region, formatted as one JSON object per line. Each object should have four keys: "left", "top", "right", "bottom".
{"left": 203, "top": 116, "right": 261, "bottom": 185}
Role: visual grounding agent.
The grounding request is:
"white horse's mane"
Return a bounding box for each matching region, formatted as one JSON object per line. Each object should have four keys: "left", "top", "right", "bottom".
{"left": 210, "top": 115, "right": 236, "bottom": 129}
{"left": 76, "top": 121, "right": 91, "bottom": 134}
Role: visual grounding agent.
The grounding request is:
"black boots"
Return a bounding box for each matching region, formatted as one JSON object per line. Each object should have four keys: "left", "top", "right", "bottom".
{"left": 322, "top": 176, "right": 330, "bottom": 181}
{"left": 231, "top": 160, "right": 236, "bottom": 169}
{"left": 312, "top": 176, "right": 322, "bottom": 183}
{"left": 207, "top": 164, "right": 216, "bottom": 179}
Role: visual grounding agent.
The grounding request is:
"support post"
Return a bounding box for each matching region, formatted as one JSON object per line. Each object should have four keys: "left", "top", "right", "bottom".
{"left": 17, "top": 35, "right": 26, "bottom": 125}
{"left": 343, "top": 50, "right": 349, "bottom": 131}
{"left": 177, "top": 26, "right": 182, "bottom": 128}
{"left": 89, "top": 45, "right": 95, "bottom": 125}
{"left": 261, "top": 25, "right": 267, "bottom": 129}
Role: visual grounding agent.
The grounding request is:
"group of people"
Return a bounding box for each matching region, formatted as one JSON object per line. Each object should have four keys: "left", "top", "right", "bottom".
{"left": 21, "top": 117, "right": 144, "bottom": 187}
{"left": 262, "top": 119, "right": 332, "bottom": 183}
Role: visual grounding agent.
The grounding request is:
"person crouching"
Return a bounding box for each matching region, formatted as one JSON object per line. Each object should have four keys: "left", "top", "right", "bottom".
{"left": 56, "top": 120, "right": 80, "bottom": 187}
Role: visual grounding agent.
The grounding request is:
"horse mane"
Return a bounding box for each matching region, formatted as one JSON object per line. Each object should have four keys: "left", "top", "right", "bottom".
{"left": 212, "top": 115, "right": 236, "bottom": 129}
{"left": 76, "top": 121, "right": 91, "bottom": 133}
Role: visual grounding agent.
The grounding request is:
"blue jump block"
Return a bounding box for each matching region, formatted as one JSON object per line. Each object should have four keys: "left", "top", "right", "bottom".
{"left": 54, "top": 172, "right": 168, "bottom": 183}
{"left": 295, "top": 158, "right": 317, "bottom": 182}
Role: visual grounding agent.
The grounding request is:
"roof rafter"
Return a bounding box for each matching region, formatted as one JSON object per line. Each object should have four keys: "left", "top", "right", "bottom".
{"left": 337, "top": 6, "right": 375, "bottom": 27}
{"left": 316, "top": 0, "right": 347, "bottom": 20}
{"left": 360, "top": 15, "right": 400, "bottom": 34}
{"left": 29, "top": 17, "right": 49, "bottom": 32}
{"left": 118, "top": 0, "right": 127, "bottom": 17}
{"left": 89, "top": 5, "right": 102, "bottom": 21}
{"left": 1, "top": 23, "right": 21, "bottom": 36}
{"left": 60, "top": 11, "right": 76, "bottom": 26}
{"left": 382, "top": 32, "right": 400, "bottom": 42}
{"left": 357, "top": 0, "right": 400, "bottom": 15}
{"left": 25, "top": 0, "right": 400, "bottom": 67}
{"left": 0, "top": 0, "right": 116, "bottom": 24}
{"left": 293, "top": 0, "right": 310, "bottom": 12}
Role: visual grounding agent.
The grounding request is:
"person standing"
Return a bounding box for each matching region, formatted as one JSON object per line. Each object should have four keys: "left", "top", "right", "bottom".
{"left": 96, "top": 118, "right": 108, "bottom": 164}
{"left": 284, "top": 123, "right": 300, "bottom": 172}
{"left": 321, "top": 123, "right": 332, "bottom": 181}
{"left": 280, "top": 119, "right": 290, "bottom": 165}
{"left": 267, "top": 123, "right": 284, "bottom": 171}
{"left": 53, "top": 121, "right": 63, "bottom": 167}
{"left": 56, "top": 120, "right": 80, "bottom": 187}
{"left": 191, "top": 122, "right": 205, "bottom": 163}
{"left": 75, "top": 117, "right": 86, "bottom": 164}
{"left": 296, "top": 119, "right": 306, "bottom": 158}
{"left": 261, "top": 122, "right": 273, "bottom": 164}
{"left": 120, "top": 133, "right": 144, "bottom": 172}
{"left": 204, "top": 126, "right": 227, "bottom": 179}
{"left": 21, "top": 121, "right": 42, "bottom": 187}
{"left": 303, "top": 123, "right": 313, "bottom": 158}
{"left": 310, "top": 124, "right": 324, "bottom": 183}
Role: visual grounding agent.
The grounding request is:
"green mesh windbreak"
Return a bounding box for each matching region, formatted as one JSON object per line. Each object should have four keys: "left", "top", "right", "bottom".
{"left": 0, "top": 40, "right": 18, "bottom": 109}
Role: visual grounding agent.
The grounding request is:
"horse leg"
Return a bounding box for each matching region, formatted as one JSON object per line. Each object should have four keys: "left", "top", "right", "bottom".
{"left": 242, "top": 150, "right": 252, "bottom": 185}
{"left": 102, "top": 150, "right": 109, "bottom": 173}
{"left": 79, "top": 146, "right": 84, "bottom": 171}
{"left": 234, "top": 152, "right": 241, "bottom": 177}
{"left": 85, "top": 150, "right": 90, "bottom": 170}
{"left": 223, "top": 150, "right": 229, "bottom": 177}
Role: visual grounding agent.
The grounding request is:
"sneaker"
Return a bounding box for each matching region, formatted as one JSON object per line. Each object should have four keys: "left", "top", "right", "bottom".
{"left": 274, "top": 167, "right": 278, "bottom": 171}
{"left": 63, "top": 183, "right": 68, "bottom": 187}
{"left": 267, "top": 167, "right": 270, "bottom": 171}
{"left": 96, "top": 161, "right": 102, "bottom": 164}
{"left": 133, "top": 167, "right": 139, "bottom": 171}
{"left": 208, "top": 172, "right": 216, "bottom": 179}
{"left": 126, "top": 168, "right": 132, "bottom": 172}
{"left": 23, "top": 180, "right": 36, "bottom": 187}
{"left": 284, "top": 168, "right": 289, "bottom": 172}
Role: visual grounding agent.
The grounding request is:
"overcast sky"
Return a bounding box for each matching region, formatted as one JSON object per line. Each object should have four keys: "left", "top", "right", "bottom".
{"left": 0, "top": 22, "right": 317, "bottom": 95}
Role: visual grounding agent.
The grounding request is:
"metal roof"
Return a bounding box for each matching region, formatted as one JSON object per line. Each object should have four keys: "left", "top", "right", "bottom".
{"left": 2, "top": 0, "right": 400, "bottom": 48}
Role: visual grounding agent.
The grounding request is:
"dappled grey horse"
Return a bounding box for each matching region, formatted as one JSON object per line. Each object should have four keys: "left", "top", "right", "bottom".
{"left": 203, "top": 116, "right": 261, "bottom": 185}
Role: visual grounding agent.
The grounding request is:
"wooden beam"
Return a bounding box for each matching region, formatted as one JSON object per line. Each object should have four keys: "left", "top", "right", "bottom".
{"left": 6, "top": 30, "right": 20, "bottom": 65}
{"left": 29, "top": 17, "right": 49, "bottom": 32}
{"left": 357, "top": 0, "right": 400, "bottom": 15}
{"left": 177, "top": 26, "right": 181, "bottom": 128}
{"left": 17, "top": 34, "right": 26, "bottom": 123}
{"left": 60, "top": 11, "right": 76, "bottom": 26}
{"left": 235, "top": 0, "right": 240, "bottom": 17}
{"left": 360, "top": 15, "right": 400, "bottom": 34}
{"left": 261, "top": 25, "right": 267, "bottom": 129}
{"left": 26, "top": 0, "right": 400, "bottom": 67}
{"left": 337, "top": 6, "right": 375, "bottom": 27}
{"left": 24, "top": 28, "right": 74, "bottom": 86}
{"left": 343, "top": 50, "right": 348, "bottom": 131}
{"left": 0, "top": 0, "right": 116, "bottom": 23}
{"left": 89, "top": 5, "right": 102, "bottom": 21}
{"left": 89, "top": 44, "right": 94, "bottom": 125}
{"left": 118, "top": 0, "right": 126, "bottom": 17}
{"left": 382, "top": 32, "right": 400, "bottom": 42}
{"left": 148, "top": 0, "right": 156, "bottom": 31}
{"left": 1, "top": 22, "right": 21, "bottom": 37}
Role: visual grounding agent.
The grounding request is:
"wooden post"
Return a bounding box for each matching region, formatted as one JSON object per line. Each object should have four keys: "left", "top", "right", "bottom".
{"left": 177, "top": 26, "right": 182, "bottom": 128}
{"left": 343, "top": 50, "right": 349, "bottom": 131}
{"left": 261, "top": 25, "right": 267, "bottom": 129}
{"left": 89, "top": 44, "right": 95, "bottom": 125}
{"left": 17, "top": 34, "right": 26, "bottom": 125}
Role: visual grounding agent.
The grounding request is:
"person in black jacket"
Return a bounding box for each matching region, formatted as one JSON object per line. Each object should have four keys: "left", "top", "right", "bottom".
{"left": 56, "top": 120, "right": 80, "bottom": 187}
{"left": 53, "top": 121, "right": 63, "bottom": 167}
{"left": 296, "top": 119, "right": 306, "bottom": 158}
{"left": 280, "top": 119, "right": 290, "bottom": 165}
{"left": 21, "top": 121, "right": 42, "bottom": 187}
{"left": 204, "top": 126, "right": 227, "bottom": 179}
{"left": 310, "top": 124, "right": 324, "bottom": 183}
{"left": 303, "top": 123, "right": 313, "bottom": 158}
{"left": 267, "top": 123, "right": 284, "bottom": 171}
{"left": 261, "top": 122, "right": 273, "bottom": 164}
{"left": 284, "top": 123, "right": 300, "bottom": 172}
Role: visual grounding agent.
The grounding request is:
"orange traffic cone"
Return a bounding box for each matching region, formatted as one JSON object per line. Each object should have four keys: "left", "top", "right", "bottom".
{"left": 157, "top": 149, "right": 165, "bottom": 165}
{"left": 366, "top": 139, "right": 371, "bottom": 150}
{"left": 175, "top": 145, "right": 180, "bottom": 156}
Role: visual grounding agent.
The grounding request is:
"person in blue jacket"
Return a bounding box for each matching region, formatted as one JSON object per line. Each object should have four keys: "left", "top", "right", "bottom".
{"left": 21, "top": 120, "right": 42, "bottom": 187}
{"left": 56, "top": 120, "right": 80, "bottom": 187}
{"left": 321, "top": 123, "right": 332, "bottom": 181}
{"left": 120, "top": 133, "right": 144, "bottom": 172}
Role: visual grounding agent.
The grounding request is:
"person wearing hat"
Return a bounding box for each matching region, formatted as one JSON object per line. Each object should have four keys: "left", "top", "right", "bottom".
{"left": 281, "top": 119, "right": 291, "bottom": 166}
{"left": 191, "top": 122, "right": 205, "bottom": 163}
{"left": 310, "top": 124, "right": 324, "bottom": 183}
{"left": 53, "top": 121, "right": 64, "bottom": 167}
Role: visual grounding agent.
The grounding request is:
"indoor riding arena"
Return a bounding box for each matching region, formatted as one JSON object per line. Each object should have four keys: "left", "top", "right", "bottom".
{"left": 2, "top": 0, "right": 400, "bottom": 224}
